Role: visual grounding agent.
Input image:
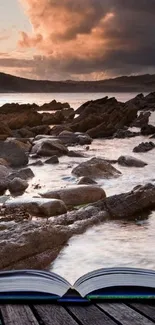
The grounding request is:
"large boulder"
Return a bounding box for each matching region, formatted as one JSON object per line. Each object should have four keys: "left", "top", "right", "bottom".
{"left": 41, "top": 185, "right": 106, "bottom": 206}
{"left": 5, "top": 197, "right": 67, "bottom": 217}
{"left": 31, "top": 138, "right": 68, "bottom": 157}
{"left": 0, "top": 140, "right": 28, "bottom": 167}
{"left": 118, "top": 156, "right": 147, "bottom": 168}
{"left": 133, "top": 142, "right": 155, "bottom": 153}
{"left": 72, "top": 157, "right": 121, "bottom": 179}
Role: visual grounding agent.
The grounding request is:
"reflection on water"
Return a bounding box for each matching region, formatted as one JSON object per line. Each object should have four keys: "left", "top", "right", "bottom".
{"left": 51, "top": 213, "right": 155, "bottom": 284}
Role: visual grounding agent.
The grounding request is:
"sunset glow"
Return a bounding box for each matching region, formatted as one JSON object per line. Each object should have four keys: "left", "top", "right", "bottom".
{"left": 0, "top": 0, "right": 155, "bottom": 80}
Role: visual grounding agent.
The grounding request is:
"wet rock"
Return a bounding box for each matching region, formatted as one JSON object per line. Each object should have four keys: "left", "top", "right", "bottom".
{"left": 31, "top": 138, "right": 68, "bottom": 157}
{"left": 8, "top": 178, "right": 29, "bottom": 195}
{"left": 72, "top": 97, "right": 138, "bottom": 137}
{"left": 29, "top": 160, "right": 44, "bottom": 167}
{"left": 133, "top": 142, "right": 155, "bottom": 153}
{"left": 58, "top": 131, "right": 92, "bottom": 145}
{"left": 118, "top": 156, "right": 147, "bottom": 168}
{"left": 77, "top": 177, "right": 97, "bottom": 185}
{"left": 113, "top": 129, "right": 140, "bottom": 138}
{"left": 141, "top": 124, "right": 155, "bottom": 136}
{"left": 45, "top": 156, "right": 59, "bottom": 164}
{"left": 0, "top": 180, "right": 8, "bottom": 195}
{"left": 68, "top": 151, "right": 85, "bottom": 158}
{"left": 132, "top": 111, "right": 151, "bottom": 128}
{"left": 5, "top": 197, "right": 67, "bottom": 217}
{"left": 72, "top": 157, "right": 121, "bottom": 179}
{"left": 95, "top": 183, "right": 155, "bottom": 219}
{"left": 8, "top": 168, "right": 35, "bottom": 181}
{"left": 41, "top": 185, "right": 106, "bottom": 206}
{"left": 0, "top": 158, "right": 9, "bottom": 167}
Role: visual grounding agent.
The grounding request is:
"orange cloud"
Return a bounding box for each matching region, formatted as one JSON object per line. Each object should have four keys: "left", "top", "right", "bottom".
{"left": 13, "top": 1, "right": 155, "bottom": 79}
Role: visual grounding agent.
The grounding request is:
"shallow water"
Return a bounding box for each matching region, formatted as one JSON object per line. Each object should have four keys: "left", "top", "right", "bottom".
{"left": 1, "top": 92, "right": 155, "bottom": 280}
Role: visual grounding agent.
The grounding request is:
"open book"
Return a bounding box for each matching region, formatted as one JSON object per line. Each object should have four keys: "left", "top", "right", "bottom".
{"left": 1, "top": 267, "right": 155, "bottom": 302}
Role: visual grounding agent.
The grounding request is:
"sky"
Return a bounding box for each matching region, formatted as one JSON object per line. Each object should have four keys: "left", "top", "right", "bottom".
{"left": 0, "top": 0, "right": 155, "bottom": 81}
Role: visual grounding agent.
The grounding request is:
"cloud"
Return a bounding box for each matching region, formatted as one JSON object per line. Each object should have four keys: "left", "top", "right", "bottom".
{"left": 8, "top": 1, "right": 155, "bottom": 79}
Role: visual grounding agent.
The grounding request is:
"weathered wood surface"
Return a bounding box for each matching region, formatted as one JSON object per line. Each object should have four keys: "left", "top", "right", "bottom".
{"left": 0, "top": 303, "right": 155, "bottom": 325}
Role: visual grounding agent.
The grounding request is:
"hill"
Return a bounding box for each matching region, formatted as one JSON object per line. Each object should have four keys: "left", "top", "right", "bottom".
{"left": 0, "top": 72, "right": 155, "bottom": 93}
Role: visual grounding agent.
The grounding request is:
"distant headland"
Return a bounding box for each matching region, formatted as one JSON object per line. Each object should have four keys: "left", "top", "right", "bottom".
{"left": 0, "top": 72, "right": 155, "bottom": 93}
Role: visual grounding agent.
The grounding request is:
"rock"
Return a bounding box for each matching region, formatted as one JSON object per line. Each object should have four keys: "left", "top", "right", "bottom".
{"left": 0, "top": 165, "right": 10, "bottom": 179}
{"left": 58, "top": 131, "right": 92, "bottom": 145}
{"left": 61, "top": 108, "right": 75, "bottom": 121}
{"left": 72, "top": 157, "right": 121, "bottom": 179}
{"left": 95, "top": 183, "right": 155, "bottom": 219}
{"left": 31, "top": 138, "right": 68, "bottom": 157}
{"left": 133, "top": 142, "right": 155, "bottom": 153}
{"left": 8, "top": 178, "right": 29, "bottom": 195}
{"left": 68, "top": 151, "right": 85, "bottom": 158}
{"left": 16, "top": 127, "right": 34, "bottom": 138}
{"left": 8, "top": 139, "right": 32, "bottom": 153}
{"left": 0, "top": 121, "right": 12, "bottom": 140}
{"left": 8, "top": 168, "right": 35, "bottom": 181}
{"left": 5, "top": 197, "right": 67, "bottom": 217}
{"left": 0, "top": 140, "right": 28, "bottom": 167}
{"left": 38, "top": 100, "right": 70, "bottom": 111}
{"left": 87, "top": 123, "right": 116, "bottom": 138}
{"left": 50, "top": 125, "right": 72, "bottom": 136}
{"left": 118, "top": 156, "right": 147, "bottom": 167}
{"left": 45, "top": 156, "right": 59, "bottom": 164}
{"left": 0, "top": 179, "right": 8, "bottom": 195}
{"left": 72, "top": 97, "right": 138, "bottom": 137}
{"left": 0, "top": 158, "right": 9, "bottom": 167}
{"left": 30, "top": 125, "right": 51, "bottom": 135}
{"left": 141, "top": 124, "right": 155, "bottom": 136}
{"left": 29, "top": 160, "right": 44, "bottom": 167}
{"left": 113, "top": 129, "right": 140, "bottom": 138}
{"left": 0, "top": 103, "right": 42, "bottom": 129}
{"left": 77, "top": 177, "right": 97, "bottom": 185}
{"left": 41, "top": 185, "right": 106, "bottom": 206}
{"left": 132, "top": 111, "right": 151, "bottom": 128}
{"left": 41, "top": 111, "right": 64, "bottom": 125}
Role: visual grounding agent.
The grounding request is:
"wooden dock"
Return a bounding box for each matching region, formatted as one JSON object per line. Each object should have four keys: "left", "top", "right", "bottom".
{"left": 0, "top": 302, "right": 155, "bottom": 324}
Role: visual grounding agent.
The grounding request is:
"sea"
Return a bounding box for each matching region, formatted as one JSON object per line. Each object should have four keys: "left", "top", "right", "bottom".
{"left": 1, "top": 91, "right": 155, "bottom": 283}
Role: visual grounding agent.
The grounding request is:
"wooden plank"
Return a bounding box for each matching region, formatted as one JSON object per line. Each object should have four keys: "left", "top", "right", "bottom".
{"left": 33, "top": 304, "right": 79, "bottom": 325}
{"left": 97, "top": 303, "right": 155, "bottom": 325}
{"left": 0, "top": 305, "right": 39, "bottom": 325}
{"left": 67, "top": 304, "right": 117, "bottom": 325}
{"left": 129, "top": 303, "right": 155, "bottom": 322}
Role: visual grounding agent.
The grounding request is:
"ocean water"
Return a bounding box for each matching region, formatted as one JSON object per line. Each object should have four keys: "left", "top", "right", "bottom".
{"left": 1, "top": 92, "right": 155, "bottom": 282}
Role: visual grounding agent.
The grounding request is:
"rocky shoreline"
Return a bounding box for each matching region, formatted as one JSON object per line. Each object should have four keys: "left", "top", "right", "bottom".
{"left": 0, "top": 92, "right": 155, "bottom": 270}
